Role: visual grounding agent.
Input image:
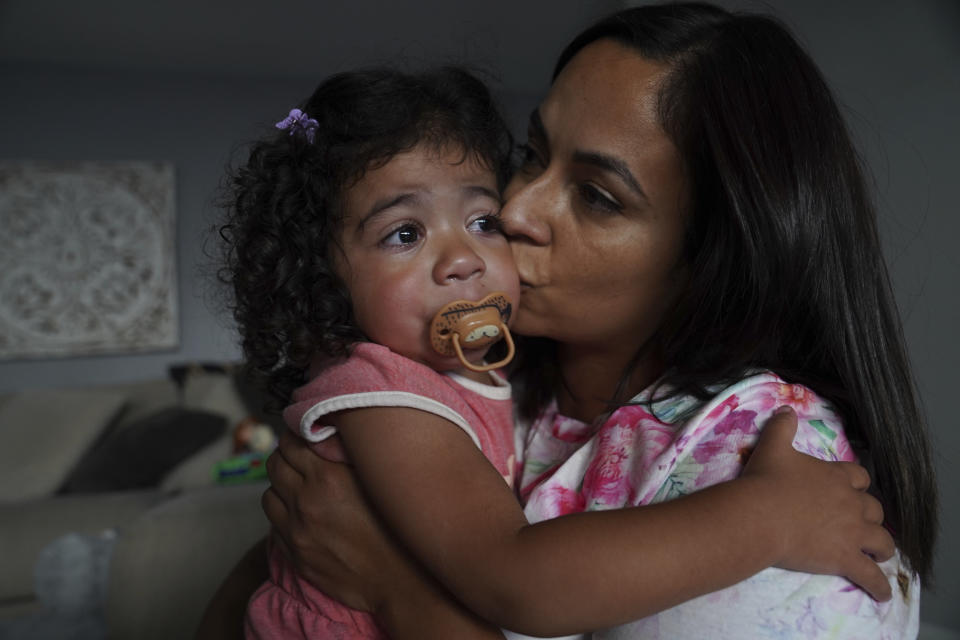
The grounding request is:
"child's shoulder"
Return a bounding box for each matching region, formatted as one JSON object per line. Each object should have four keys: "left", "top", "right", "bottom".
{"left": 300, "top": 342, "right": 444, "bottom": 397}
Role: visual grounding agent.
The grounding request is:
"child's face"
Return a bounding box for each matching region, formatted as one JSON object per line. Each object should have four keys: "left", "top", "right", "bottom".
{"left": 335, "top": 144, "right": 520, "bottom": 371}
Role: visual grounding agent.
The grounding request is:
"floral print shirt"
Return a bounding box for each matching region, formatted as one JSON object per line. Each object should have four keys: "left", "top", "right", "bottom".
{"left": 511, "top": 372, "right": 918, "bottom": 640}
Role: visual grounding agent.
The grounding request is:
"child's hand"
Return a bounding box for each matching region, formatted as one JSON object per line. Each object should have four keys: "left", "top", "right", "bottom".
{"left": 743, "top": 407, "right": 895, "bottom": 601}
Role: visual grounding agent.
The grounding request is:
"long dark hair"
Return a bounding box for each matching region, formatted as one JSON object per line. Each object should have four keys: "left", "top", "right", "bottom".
{"left": 218, "top": 66, "right": 513, "bottom": 411}
{"left": 516, "top": 2, "right": 937, "bottom": 584}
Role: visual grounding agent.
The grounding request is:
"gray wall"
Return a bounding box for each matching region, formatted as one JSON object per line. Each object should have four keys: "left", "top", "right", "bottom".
{"left": 1, "top": 0, "right": 957, "bottom": 632}
{"left": 0, "top": 67, "right": 331, "bottom": 390}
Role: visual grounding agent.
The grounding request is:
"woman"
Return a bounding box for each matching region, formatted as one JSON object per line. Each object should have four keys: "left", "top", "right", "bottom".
{"left": 203, "top": 3, "right": 937, "bottom": 638}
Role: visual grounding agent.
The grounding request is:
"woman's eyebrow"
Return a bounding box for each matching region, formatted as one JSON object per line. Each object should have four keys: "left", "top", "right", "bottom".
{"left": 572, "top": 150, "right": 649, "bottom": 204}
{"left": 529, "top": 108, "right": 648, "bottom": 204}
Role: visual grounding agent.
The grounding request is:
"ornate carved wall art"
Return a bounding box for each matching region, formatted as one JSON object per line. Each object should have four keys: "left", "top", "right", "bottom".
{"left": 0, "top": 162, "right": 178, "bottom": 359}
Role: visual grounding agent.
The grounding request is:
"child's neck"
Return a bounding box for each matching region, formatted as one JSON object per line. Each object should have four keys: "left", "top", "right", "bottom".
{"left": 451, "top": 366, "right": 495, "bottom": 386}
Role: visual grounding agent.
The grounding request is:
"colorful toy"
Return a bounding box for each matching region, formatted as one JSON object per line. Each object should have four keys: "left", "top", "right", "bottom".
{"left": 213, "top": 452, "right": 269, "bottom": 484}
{"left": 232, "top": 417, "right": 277, "bottom": 454}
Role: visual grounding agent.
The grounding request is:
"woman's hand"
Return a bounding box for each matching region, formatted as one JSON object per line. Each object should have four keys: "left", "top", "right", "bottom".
{"left": 262, "top": 430, "right": 504, "bottom": 638}
{"left": 262, "top": 430, "right": 403, "bottom": 613}
{"left": 743, "top": 407, "right": 896, "bottom": 601}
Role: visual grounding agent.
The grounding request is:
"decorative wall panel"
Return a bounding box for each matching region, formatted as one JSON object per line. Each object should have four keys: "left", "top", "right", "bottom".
{"left": 0, "top": 162, "right": 178, "bottom": 359}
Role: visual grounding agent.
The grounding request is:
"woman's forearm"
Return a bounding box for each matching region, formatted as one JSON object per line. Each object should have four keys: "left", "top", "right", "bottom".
{"left": 194, "top": 538, "right": 269, "bottom": 640}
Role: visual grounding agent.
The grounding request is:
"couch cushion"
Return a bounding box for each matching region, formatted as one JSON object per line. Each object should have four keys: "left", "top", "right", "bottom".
{"left": 0, "top": 389, "right": 127, "bottom": 502}
{"left": 0, "top": 490, "right": 166, "bottom": 602}
{"left": 106, "top": 483, "right": 268, "bottom": 640}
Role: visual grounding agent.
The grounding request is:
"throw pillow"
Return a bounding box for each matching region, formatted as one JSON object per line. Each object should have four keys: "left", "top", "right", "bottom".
{"left": 59, "top": 408, "right": 227, "bottom": 493}
{"left": 0, "top": 389, "right": 127, "bottom": 502}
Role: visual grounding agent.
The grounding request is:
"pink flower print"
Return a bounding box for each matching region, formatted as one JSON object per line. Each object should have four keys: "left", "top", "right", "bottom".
{"left": 690, "top": 410, "right": 759, "bottom": 489}
{"left": 518, "top": 407, "right": 591, "bottom": 498}
{"left": 691, "top": 409, "right": 758, "bottom": 464}
{"left": 523, "top": 432, "right": 577, "bottom": 477}
{"left": 795, "top": 597, "right": 830, "bottom": 637}
{"left": 609, "top": 404, "right": 674, "bottom": 472}
{"left": 775, "top": 383, "right": 818, "bottom": 414}
{"left": 528, "top": 484, "right": 586, "bottom": 518}
{"left": 607, "top": 403, "right": 656, "bottom": 425}
{"left": 829, "top": 429, "right": 855, "bottom": 462}
{"left": 827, "top": 581, "right": 875, "bottom": 616}
{"left": 793, "top": 416, "right": 856, "bottom": 463}
{"left": 703, "top": 393, "right": 742, "bottom": 424}
{"left": 582, "top": 421, "right": 636, "bottom": 508}
{"left": 551, "top": 413, "right": 593, "bottom": 443}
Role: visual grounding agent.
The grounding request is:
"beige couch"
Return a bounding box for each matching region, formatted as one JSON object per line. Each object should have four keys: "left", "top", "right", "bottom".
{"left": 0, "top": 366, "right": 273, "bottom": 639}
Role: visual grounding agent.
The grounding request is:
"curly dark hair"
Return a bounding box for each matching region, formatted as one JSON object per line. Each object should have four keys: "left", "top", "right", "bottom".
{"left": 218, "top": 66, "right": 514, "bottom": 411}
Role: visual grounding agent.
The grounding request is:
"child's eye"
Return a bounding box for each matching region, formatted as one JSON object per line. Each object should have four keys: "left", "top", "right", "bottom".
{"left": 469, "top": 214, "right": 503, "bottom": 234}
{"left": 381, "top": 224, "right": 421, "bottom": 247}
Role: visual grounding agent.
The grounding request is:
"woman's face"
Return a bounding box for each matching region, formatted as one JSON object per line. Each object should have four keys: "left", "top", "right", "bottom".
{"left": 502, "top": 39, "right": 689, "bottom": 355}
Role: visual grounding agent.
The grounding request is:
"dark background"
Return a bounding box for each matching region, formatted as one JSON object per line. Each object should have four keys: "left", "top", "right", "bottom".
{"left": 1, "top": 0, "right": 957, "bottom": 633}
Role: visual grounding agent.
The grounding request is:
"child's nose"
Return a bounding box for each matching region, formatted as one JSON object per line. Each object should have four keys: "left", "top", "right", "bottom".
{"left": 434, "top": 237, "right": 485, "bottom": 283}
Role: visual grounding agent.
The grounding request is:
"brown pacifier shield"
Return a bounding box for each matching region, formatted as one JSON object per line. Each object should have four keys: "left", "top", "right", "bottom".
{"left": 429, "top": 293, "right": 512, "bottom": 356}
{"left": 430, "top": 293, "right": 513, "bottom": 356}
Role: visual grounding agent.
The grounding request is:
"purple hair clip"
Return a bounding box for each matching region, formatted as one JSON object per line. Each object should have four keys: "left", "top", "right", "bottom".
{"left": 276, "top": 108, "right": 319, "bottom": 144}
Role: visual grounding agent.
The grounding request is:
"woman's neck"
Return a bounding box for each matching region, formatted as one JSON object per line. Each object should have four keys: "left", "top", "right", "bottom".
{"left": 556, "top": 343, "right": 663, "bottom": 424}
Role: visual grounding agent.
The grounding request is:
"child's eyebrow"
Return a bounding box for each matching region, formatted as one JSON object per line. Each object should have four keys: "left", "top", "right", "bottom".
{"left": 462, "top": 185, "right": 501, "bottom": 203}
{"left": 356, "top": 184, "right": 500, "bottom": 233}
{"left": 357, "top": 192, "right": 422, "bottom": 231}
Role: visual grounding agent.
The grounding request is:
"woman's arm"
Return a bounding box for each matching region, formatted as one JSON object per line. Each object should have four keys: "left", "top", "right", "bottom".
{"left": 315, "top": 406, "right": 892, "bottom": 637}
{"left": 193, "top": 538, "right": 269, "bottom": 640}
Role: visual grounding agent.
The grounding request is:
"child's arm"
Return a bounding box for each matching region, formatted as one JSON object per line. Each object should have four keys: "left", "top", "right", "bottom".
{"left": 333, "top": 406, "right": 891, "bottom": 637}
{"left": 263, "top": 431, "right": 508, "bottom": 639}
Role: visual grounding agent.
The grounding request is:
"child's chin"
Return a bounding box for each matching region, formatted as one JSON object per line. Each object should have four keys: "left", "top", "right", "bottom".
{"left": 422, "top": 350, "right": 489, "bottom": 373}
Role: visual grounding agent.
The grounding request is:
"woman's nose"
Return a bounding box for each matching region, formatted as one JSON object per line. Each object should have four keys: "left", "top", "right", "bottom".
{"left": 500, "top": 176, "right": 551, "bottom": 246}
{"left": 433, "top": 236, "right": 485, "bottom": 284}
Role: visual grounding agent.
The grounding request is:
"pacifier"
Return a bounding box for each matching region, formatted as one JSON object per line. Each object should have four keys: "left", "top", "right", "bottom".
{"left": 429, "top": 292, "right": 515, "bottom": 373}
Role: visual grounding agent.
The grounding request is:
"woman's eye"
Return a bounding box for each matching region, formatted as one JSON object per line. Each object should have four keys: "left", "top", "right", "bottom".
{"left": 381, "top": 224, "right": 421, "bottom": 247}
{"left": 469, "top": 214, "right": 503, "bottom": 234}
{"left": 579, "top": 184, "right": 622, "bottom": 213}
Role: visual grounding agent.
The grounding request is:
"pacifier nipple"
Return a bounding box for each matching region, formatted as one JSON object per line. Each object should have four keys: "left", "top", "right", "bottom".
{"left": 429, "top": 292, "right": 515, "bottom": 373}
